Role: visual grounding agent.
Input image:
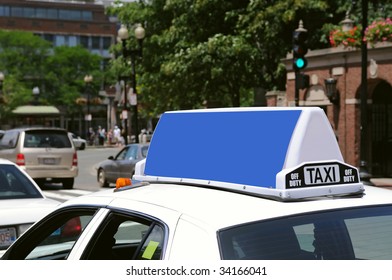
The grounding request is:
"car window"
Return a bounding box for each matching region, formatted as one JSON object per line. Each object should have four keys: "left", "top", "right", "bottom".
{"left": 83, "top": 212, "right": 165, "bottom": 260}
{"left": 115, "top": 147, "right": 128, "bottom": 160}
{"left": 126, "top": 146, "right": 138, "bottom": 160}
{"left": 135, "top": 224, "right": 164, "bottom": 260}
{"left": 219, "top": 205, "right": 392, "bottom": 260}
{"left": 24, "top": 130, "right": 72, "bottom": 148}
{"left": 3, "top": 209, "right": 97, "bottom": 260}
{"left": 0, "top": 164, "right": 42, "bottom": 199}
{"left": 0, "top": 131, "right": 19, "bottom": 149}
{"left": 141, "top": 146, "right": 149, "bottom": 157}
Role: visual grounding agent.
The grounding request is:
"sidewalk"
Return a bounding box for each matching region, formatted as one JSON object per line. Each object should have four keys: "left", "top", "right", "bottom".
{"left": 86, "top": 143, "right": 120, "bottom": 149}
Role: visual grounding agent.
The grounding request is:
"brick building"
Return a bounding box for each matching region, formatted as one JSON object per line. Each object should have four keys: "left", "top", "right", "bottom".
{"left": 270, "top": 43, "right": 392, "bottom": 178}
{"left": 0, "top": 0, "right": 117, "bottom": 57}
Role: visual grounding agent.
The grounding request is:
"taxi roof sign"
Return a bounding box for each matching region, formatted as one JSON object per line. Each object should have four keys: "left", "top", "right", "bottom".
{"left": 134, "top": 107, "right": 364, "bottom": 200}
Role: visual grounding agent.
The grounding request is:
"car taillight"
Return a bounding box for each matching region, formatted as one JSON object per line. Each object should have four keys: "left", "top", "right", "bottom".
{"left": 72, "top": 152, "right": 78, "bottom": 166}
{"left": 16, "top": 153, "right": 25, "bottom": 166}
{"left": 61, "top": 217, "right": 82, "bottom": 238}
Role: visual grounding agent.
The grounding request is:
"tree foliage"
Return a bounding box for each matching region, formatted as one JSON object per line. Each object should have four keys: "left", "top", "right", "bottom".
{"left": 1, "top": 1, "right": 391, "bottom": 124}
{"left": 0, "top": 30, "right": 102, "bottom": 121}
{"left": 107, "top": 0, "right": 392, "bottom": 118}
{"left": 45, "top": 46, "right": 102, "bottom": 113}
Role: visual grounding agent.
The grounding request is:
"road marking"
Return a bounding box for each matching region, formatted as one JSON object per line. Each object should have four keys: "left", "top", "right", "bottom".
{"left": 43, "top": 189, "right": 93, "bottom": 203}
{"left": 57, "top": 189, "right": 93, "bottom": 196}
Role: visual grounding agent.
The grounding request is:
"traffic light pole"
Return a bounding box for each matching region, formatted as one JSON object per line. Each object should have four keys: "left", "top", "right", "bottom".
{"left": 293, "top": 20, "right": 308, "bottom": 106}
{"left": 295, "top": 71, "right": 300, "bottom": 106}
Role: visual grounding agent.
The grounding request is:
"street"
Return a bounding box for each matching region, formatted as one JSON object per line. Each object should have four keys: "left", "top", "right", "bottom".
{"left": 75, "top": 146, "right": 122, "bottom": 191}
{"left": 42, "top": 146, "right": 122, "bottom": 202}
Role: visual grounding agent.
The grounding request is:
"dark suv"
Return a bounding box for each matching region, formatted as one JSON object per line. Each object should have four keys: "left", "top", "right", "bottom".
{"left": 0, "top": 127, "right": 78, "bottom": 189}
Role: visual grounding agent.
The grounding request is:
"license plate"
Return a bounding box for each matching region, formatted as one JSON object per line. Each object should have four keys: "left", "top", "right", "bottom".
{"left": 0, "top": 227, "right": 17, "bottom": 248}
{"left": 43, "top": 158, "right": 56, "bottom": 165}
{"left": 286, "top": 161, "right": 359, "bottom": 188}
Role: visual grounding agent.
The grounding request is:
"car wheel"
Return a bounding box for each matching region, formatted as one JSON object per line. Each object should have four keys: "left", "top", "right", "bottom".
{"left": 98, "top": 169, "right": 109, "bottom": 188}
{"left": 80, "top": 143, "right": 86, "bottom": 150}
{"left": 62, "top": 178, "right": 74, "bottom": 189}
{"left": 34, "top": 178, "right": 46, "bottom": 188}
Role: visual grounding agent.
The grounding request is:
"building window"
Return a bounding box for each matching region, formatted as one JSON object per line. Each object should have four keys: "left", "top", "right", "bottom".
{"left": 55, "top": 35, "right": 66, "bottom": 47}
{"left": 92, "top": 36, "right": 100, "bottom": 50}
{"left": 58, "top": 9, "right": 92, "bottom": 21}
{"left": 82, "top": 11, "right": 93, "bottom": 21}
{"left": 47, "top": 8, "right": 57, "bottom": 19}
{"left": 102, "top": 37, "right": 112, "bottom": 49}
{"left": 10, "top": 7, "right": 23, "bottom": 17}
{"left": 43, "top": 34, "right": 54, "bottom": 46}
{"left": 68, "top": 36, "right": 77, "bottom": 47}
{"left": 0, "top": 5, "right": 10, "bottom": 16}
{"left": 23, "top": 7, "right": 34, "bottom": 18}
{"left": 70, "top": 10, "right": 82, "bottom": 20}
{"left": 80, "top": 36, "right": 89, "bottom": 48}
{"left": 0, "top": 6, "right": 93, "bottom": 21}
{"left": 35, "top": 8, "right": 46, "bottom": 18}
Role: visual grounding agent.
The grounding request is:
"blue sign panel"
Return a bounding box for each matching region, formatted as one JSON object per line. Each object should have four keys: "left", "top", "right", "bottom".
{"left": 145, "top": 110, "right": 302, "bottom": 188}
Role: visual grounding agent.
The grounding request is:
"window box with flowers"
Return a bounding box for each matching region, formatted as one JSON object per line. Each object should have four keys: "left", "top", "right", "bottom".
{"left": 365, "top": 18, "right": 392, "bottom": 47}
{"left": 329, "top": 18, "right": 392, "bottom": 49}
{"left": 329, "top": 25, "right": 362, "bottom": 49}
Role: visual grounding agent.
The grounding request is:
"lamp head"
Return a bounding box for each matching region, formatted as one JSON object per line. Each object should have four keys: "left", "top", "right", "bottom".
{"left": 134, "top": 24, "right": 145, "bottom": 40}
{"left": 118, "top": 24, "right": 129, "bottom": 40}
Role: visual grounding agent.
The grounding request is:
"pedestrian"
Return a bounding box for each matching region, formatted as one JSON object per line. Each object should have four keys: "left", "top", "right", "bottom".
{"left": 88, "top": 127, "right": 95, "bottom": 146}
{"left": 107, "top": 129, "right": 113, "bottom": 145}
{"left": 98, "top": 126, "right": 106, "bottom": 146}
{"left": 113, "top": 125, "right": 122, "bottom": 146}
{"left": 139, "top": 129, "right": 147, "bottom": 143}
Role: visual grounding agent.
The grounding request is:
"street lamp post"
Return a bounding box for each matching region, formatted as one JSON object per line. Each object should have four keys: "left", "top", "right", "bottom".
{"left": 0, "top": 72, "right": 4, "bottom": 104}
{"left": 84, "top": 74, "right": 93, "bottom": 141}
{"left": 0, "top": 72, "right": 4, "bottom": 128}
{"left": 118, "top": 23, "right": 145, "bottom": 144}
{"left": 120, "top": 78, "right": 129, "bottom": 144}
{"left": 32, "top": 86, "right": 40, "bottom": 105}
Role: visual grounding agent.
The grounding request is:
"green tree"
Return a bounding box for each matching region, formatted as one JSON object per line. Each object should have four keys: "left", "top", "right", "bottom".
{"left": 0, "top": 30, "right": 51, "bottom": 110}
{"left": 45, "top": 45, "right": 102, "bottom": 113}
{"left": 107, "top": 0, "right": 392, "bottom": 118}
{"left": 0, "top": 30, "right": 103, "bottom": 125}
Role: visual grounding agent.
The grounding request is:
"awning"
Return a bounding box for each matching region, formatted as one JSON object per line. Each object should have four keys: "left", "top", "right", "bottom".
{"left": 12, "top": 105, "right": 60, "bottom": 115}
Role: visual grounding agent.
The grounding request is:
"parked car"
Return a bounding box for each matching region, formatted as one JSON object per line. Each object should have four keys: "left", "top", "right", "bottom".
{"left": 69, "top": 133, "right": 86, "bottom": 150}
{"left": 0, "top": 127, "right": 78, "bottom": 189}
{"left": 96, "top": 143, "right": 149, "bottom": 188}
{"left": 0, "top": 158, "right": 60, "bottom": 257}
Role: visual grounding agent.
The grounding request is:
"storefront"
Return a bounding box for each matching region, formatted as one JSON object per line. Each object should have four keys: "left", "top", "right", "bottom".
{"left": 269, "top": 42, "right": 392, "bottom": 178}
{"left": 12, "top": 105, "right": 61, "bottom": 128}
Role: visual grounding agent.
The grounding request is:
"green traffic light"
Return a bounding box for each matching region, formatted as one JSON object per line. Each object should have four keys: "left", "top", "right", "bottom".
{"left": 295, "top": 58, "right": 306, "bottom": 69}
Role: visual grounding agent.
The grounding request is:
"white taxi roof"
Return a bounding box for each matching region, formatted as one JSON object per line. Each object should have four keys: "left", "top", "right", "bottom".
{"left": 62, "top": 183, "right": 391, "bottom": 230}
{"left": 134, "top": 107, "right": 363, "bottom": 200}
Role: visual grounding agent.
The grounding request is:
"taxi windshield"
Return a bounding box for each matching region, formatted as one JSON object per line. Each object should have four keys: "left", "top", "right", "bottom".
{"left": 219, "top": 205, "right": 392, "bottom": 260}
